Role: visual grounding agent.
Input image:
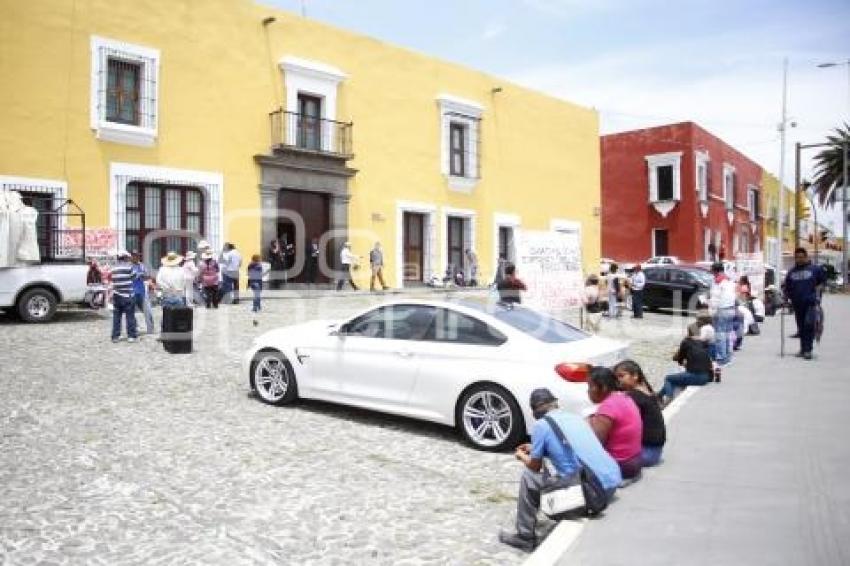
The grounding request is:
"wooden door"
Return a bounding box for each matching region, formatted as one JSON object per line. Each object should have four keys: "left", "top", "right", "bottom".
{"left": 403, "top": 212, "right": 424, "bottom": 282}
{"left": 278, "top": 189, "right": 329, "bottom": 282}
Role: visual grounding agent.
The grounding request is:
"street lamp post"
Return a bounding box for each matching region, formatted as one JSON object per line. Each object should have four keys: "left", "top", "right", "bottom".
{"left": 817, "top": 59, "right": 850, "bottom": 290}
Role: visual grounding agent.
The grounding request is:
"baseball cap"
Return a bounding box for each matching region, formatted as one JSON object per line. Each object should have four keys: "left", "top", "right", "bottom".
{"left": 529, "top": 388, "right": 557, "bottom": 409}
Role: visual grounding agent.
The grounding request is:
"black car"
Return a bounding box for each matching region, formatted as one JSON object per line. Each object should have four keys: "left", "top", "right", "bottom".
{"left": 638, "top": 266, "right": 714, "bottom": 313}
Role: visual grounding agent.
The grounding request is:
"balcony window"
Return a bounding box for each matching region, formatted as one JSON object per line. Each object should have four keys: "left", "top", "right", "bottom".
{"left": 297, "top": 94, "right": 322, "bottom": 151}
{"left": 645, "top": 151, "right": 682, "bottom": 217}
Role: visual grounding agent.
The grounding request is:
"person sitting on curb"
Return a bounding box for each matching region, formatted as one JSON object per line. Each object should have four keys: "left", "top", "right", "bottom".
{"left": 586, "top": 367, "right": 643, "bottom": 480}
{"left": 500, "top": 388, "right": 621, "bottom": 553}
{"left": 658, "top": 324, "right": 713, "bottom": 405}
{"left": 613, "top": 360, "right": 666, "bottom": 467}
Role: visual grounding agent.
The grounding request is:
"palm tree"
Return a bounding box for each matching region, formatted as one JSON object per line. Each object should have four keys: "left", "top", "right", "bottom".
{"left": 811, "top": 122, "right": 850, "bottom": 207}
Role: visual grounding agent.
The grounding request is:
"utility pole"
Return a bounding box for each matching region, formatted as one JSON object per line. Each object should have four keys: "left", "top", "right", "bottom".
{"left": 794, "top": 142, "right": 801, "bottom": 249}
{"left": 777, "top": 58, "right": 789, "bottom": 271}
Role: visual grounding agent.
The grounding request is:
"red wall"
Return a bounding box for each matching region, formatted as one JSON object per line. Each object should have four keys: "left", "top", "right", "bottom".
{"left": 601, "top": 121, "right": 762, "bottom": 265}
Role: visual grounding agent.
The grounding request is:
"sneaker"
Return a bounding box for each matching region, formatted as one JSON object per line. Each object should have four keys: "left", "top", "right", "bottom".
{"left": 127, "top": 337, "right": 137, "bottom": 343}
{"left": 111, "top": 338, "right": 120, "bottom": 343}
{"left": 498, "top": 531, "right": 536, "bottom": 552}
{"left": 802, "top": 352, "right": 813, "bottom": 360}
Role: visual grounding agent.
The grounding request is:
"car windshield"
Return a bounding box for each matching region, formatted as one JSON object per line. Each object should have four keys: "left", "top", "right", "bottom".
{"left": 457, "top": 300, "right": 589, "bottom": 343}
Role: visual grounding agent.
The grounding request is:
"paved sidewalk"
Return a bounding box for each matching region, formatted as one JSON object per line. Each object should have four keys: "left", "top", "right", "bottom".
{"left": 559, "top": 295, "right": 850, "bottom": 566}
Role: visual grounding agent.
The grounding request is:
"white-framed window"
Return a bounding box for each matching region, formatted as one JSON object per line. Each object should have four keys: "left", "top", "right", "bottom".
{"left": 722, "top": 164, "right": 736, "bottom": 211}
{"left": 747, "top": 186, "right": 759, "bottom": 221}
{"left": 279, "top": 56, "right": 347, "bottom": 153}
{"left": 441, "top": 206, "right": 476, "bottom": 276}
{"left": 396, "top": 201, "right": 437, "bottom": 286}
{"left": 695, "top": 151, "right": 710, "bottom": 202}
{"left": 438, "top": 95, "right": 482, "bottom": 192}
{"left": 90, "top": 36, "right": 159, "bottom": 147}
{"left": 645, "top": 152, "right": 682, "bottom": 218}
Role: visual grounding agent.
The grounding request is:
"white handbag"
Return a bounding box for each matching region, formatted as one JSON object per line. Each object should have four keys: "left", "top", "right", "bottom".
{"left": 541, "top": 482, "right": 585, "bottom": 518}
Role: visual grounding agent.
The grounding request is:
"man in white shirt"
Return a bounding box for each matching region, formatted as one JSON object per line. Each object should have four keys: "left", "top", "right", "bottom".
{"left": 628, "top": 264, "right": 646, "bottom": 319}
{"left": 337, "top": 242, "right": 359, "bottom": 291}
{"left": 221, "top": 243, "right": 242, "bottom": 304}
{"left": 708, "top": 262, "right": 737, "bottom": 366}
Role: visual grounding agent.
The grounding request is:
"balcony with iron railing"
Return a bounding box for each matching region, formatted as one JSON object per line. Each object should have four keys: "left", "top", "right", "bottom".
{"left": 269, "top": 108, "right": 353, "bottom": 158}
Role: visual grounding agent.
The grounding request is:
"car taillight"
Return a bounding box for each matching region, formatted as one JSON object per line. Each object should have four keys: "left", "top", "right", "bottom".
{"left": 555, "top": 363, "right": 590, "bottom": 383}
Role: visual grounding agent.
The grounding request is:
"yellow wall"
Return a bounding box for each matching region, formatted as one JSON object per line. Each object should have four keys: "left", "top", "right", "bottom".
{"left": 0, "top": 0, "right": 600, "bottom": 285}
{"left": 761, "top": 171, "right": 795, "bottom": 261}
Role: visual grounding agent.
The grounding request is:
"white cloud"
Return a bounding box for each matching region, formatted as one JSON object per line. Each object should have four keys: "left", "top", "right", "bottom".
{"left": 480, "top": 22, "right": 507, "bottom": 41}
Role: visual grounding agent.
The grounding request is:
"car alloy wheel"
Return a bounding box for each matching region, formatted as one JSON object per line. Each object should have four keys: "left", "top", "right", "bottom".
{"left": 252, "top": 351, "right": 296, "bottom": 405}
{"left": 461, "top": 389, "right": 517, "bottom": 450}
{"left": 27, "top": 295, "right": 51, "bottom": 319}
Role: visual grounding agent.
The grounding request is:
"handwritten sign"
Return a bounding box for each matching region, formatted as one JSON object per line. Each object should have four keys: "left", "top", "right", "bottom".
{"left": 59, "top": 228, "right": 117, "bottom": 260}
{"left": 515, "top": 230, "right": 584, "bottom": 312}
{"left": 735, "top": 252, "right": 765, "bottom": 298}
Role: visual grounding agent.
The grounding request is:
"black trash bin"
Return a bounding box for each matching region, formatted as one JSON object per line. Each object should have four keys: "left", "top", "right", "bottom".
{"left": 162, "top": 305, "right": 193, "bottom": 354}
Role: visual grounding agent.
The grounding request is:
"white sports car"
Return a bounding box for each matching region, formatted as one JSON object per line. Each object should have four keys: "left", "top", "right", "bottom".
{"left": 243, "top": 299, "right": 628, "bottom": 451}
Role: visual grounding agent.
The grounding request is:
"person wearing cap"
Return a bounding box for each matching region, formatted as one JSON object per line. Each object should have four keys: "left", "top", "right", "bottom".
{"left": 110, "top": 250, "right": 138, "bottom": 343}
{"left": 182, "top": 251, "right": 199, "bottom": 306}
{"left": 130, "top": 250, "right": 155, "bottom": 334}
{"left": 500, "top": 388, "right": 621, "bottom": 552}
{"left": 337, "top": 241, "right": 359, "bottom": 291}
{"left": 156, "top": 251, "right": 186, "bottom": 309}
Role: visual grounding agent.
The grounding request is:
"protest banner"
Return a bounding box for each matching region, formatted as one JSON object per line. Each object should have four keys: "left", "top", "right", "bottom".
{"left": 735, "top": 252, "right": 765, "bottom": 298}
{"left": 514, "top": 229, "right": 584, "bottom": 314}
{"left": 59, "top": 228, "right": 117, "bottom": 261}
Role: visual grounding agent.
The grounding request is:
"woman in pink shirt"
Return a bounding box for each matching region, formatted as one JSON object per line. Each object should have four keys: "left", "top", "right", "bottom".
{"left": 586, "top": 366, "right": 643, "bottom": 479}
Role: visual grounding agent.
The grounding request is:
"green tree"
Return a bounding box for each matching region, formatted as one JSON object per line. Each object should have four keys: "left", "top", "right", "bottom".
{"left": 811, "top": 122, "right": 850, "bottom": 207}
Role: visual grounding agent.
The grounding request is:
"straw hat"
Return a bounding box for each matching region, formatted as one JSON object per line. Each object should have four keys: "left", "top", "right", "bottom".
{"left": 185, "top": 250, "right": 197, "bottom": 260}
{"left": 201, "top": 250, "right": 214, "bottom": 260}
{"left": 161, "top": 251, "right": 183, "bottom": 267}
{"left": 116, "top": 249, "right": 130, "bottom": 259}
{"left": 197, "top": 240, "right": 211, "bottom": 252}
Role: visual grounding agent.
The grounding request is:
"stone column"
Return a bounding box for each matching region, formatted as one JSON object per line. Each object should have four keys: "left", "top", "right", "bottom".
{"left": 328, "top": 194, "right": 351, "bottom": 280}
{"left": 259, "top": 184, "right": 278, "bottom": 259}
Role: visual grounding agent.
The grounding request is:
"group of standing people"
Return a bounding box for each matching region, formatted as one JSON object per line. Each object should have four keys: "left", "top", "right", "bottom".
{"left": 501, "top": 359, "right": 666, "bottom": 552}
{"left": 582, "top": 263, "right": 646, "bottom": 332}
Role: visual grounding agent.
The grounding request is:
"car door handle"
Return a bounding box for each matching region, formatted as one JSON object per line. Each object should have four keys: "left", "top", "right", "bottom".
{"left": 394, "top": 350, "right": 414, "bottom": 358}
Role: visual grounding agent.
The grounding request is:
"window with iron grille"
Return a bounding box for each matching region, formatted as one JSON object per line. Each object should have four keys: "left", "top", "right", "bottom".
{"left": 125, "top": 183, "right": 205, "bottom": 266}
{"left": 107, "top": 59, "right": 141, "bottom": 125}
{"left": 449, "top": 122, "right": 467, "bottom": 177}
{"left": 90, "top": 36, "right": 159, "bottom": 146}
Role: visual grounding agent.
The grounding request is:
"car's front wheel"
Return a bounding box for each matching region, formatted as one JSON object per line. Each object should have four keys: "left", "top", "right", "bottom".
{"left": 250, "top": 350, "right": 298, "bottom": 406}
{"left": 457, "top": 384, "right": 524, "bottom": 452}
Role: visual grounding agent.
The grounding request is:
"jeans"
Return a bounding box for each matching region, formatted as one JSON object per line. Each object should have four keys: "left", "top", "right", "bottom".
{"left": 660, "top": 370, "right": 710, "bottom": 399}
{"left": 732, "top": 313, "right": 744, "bottom": 350}
{"left": 793, "top": 301, "right": 815, "bottom": 354}
{"left": 222, "top": 274, "right": 239, "bottom": 303}
{"left": 631, "top": 289, "right": 644, "bottom": 318}
{"left": 713, "top": 307, "right": 736, "bottom": 365}
{"left": 641, "top": 445, "right": 663, "bottom": 467}
{"left": 133, "top": 293, "right": 155, "bottom": 334}
{"left": 111, "top": 294, "right": 137, "bottom": 340}
{"left": 370, "top": 265, "right": 388, "bottom": 291}
{"left": 248, "top": 281, "right": 262, "bottom": 312}
{"left": 515, "top": 468, "right": 580, "bottom": 539}
{"left": 608, "top": 290, "right": 619, "bottom": 317}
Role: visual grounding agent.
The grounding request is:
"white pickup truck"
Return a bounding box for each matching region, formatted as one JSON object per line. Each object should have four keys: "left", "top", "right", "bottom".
{"left": 0, "top": 263, "right": 90, "bottom": 322}
{"left": 1, "top": 190, "right": 95, "bottom": 322}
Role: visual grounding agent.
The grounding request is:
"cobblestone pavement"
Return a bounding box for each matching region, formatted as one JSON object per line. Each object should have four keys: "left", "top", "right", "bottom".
{"left": 0, "top": 291, "right": 686, "bottom": 565}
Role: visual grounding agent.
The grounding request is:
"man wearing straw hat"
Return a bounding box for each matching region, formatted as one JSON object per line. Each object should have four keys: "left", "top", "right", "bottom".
{"left": 156, "top": 251, "right": 187, "bottom": 309}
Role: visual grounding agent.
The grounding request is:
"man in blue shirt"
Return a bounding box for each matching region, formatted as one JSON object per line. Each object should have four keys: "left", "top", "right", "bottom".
{"left": 500, "top": 388, "right": 621, "bottom": 552}
{"left": 130, "top": 251, "right": 155, "bottom": 334}
{"left": 784, "top": 247, "right": 826, "bottom": 360}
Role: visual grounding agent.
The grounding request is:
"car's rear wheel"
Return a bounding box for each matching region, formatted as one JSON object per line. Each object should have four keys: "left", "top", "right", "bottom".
{"left": 250, "top": 350, "right": 298, "bottom": 406}
{"left": 457, "top": 384, "right": 524, "bottom": 452}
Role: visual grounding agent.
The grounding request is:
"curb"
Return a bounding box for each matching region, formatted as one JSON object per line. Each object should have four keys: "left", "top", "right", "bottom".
{"left": 521, "top": 385, "right": 701, "bottom": 566}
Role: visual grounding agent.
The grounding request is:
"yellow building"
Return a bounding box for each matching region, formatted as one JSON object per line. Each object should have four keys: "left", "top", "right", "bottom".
{"left": 0, "top": 0, "right": 601, "bottom": 288}
{"left": 760, "top": 171, "right": 795, "bottom": 267}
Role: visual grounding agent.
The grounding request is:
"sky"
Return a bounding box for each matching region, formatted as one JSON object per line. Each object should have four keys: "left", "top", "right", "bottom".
{"left": 262, "top": 0, "right": 850, "bottom": 229}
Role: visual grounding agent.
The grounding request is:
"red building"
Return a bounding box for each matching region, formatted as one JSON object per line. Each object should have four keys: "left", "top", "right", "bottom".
{"left": 601, "top": 122, "right": 763, "bottom": 264}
